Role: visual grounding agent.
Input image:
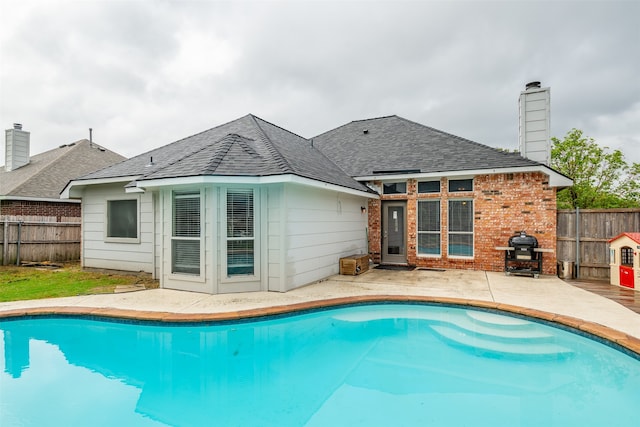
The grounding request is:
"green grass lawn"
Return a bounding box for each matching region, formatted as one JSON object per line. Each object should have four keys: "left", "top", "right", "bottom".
{"left": 0, "top": 262, "right": 158, "bottom": 302}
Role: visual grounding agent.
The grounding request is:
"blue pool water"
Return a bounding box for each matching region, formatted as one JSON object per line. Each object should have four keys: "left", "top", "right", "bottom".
{"left": 1, "top": 304, "right": 639, "bottom": 427}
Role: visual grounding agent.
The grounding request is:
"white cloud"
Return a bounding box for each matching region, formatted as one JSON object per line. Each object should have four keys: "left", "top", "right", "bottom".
{"left": 1, "top": 0, "right": 639, "bottom": 168}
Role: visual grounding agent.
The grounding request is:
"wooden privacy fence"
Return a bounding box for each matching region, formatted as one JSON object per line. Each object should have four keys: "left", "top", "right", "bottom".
{"left": 1, "top": 219, "right": 81, "bottom": 265}
{"left": 557, "top": 208, "right": 640, "bottom": 280}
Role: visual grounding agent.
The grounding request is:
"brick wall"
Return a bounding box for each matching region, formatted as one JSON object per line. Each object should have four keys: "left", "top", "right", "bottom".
{"left": 367, "top": 172, "right": 558, "bottom": 274}
{"left": 0, "top": 200, "right": 81, "bottom": 221}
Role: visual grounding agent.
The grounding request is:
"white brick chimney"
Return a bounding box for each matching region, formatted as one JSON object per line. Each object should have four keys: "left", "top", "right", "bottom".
{"left": 519, "top": 82, "right": 551, "bottom": 165}
{"left": 4, "top": 123, "right": 30, "bottom": 171}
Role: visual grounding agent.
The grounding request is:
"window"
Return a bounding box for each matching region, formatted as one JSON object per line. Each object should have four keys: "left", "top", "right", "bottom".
{"left": 448, "top": 179, "right": 473, "bottom": 192}
{"left": 172, "top": 191, "right": 201, "bottom": 275}
{"left": 418, "top": 180, "right": 440, "bottom": 193}
{"left": 106, "top": 199, "right": 137, "bottom": 240}
{"left": 621, "top": 247, "right": 633, "bottom": 266}
{"left": 227, "top": 189, "right": 254, "bottom": 276}
{"left": 448, "top": 200, "right": 473, "bottom": 257}
{"left": 418, "top": 200, "right": 440, "bottom": 255}
{"left": 383, "top": 182, "right": 407, "bottom": 194}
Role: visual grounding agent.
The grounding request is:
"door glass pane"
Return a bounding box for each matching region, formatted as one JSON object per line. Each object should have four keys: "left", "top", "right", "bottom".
{"left": 387, "top": 206, "right": 405, "bottom": 255}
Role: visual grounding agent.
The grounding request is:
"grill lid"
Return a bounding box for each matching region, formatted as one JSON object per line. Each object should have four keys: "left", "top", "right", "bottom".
{"left": 509, "top": 231, "right": 538, "bottom": 247}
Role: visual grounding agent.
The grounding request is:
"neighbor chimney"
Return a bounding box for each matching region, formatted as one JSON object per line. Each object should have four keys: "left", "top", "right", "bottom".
{"left": 519, "top": 82, "right": 550, "bottom": 166}
{"left": 5, "top": 123, "right": 31, "bottom": 171}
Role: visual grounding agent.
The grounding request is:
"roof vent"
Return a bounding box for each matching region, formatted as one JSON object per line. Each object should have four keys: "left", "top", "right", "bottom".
{"left": 13, "top": 123, "right": 22, "bottom": 130}
{"left": 525, "top": 81, "right": 541, "bottom": 90}
{"left": 363, "top": 129, "right": 369, "bottom": 134}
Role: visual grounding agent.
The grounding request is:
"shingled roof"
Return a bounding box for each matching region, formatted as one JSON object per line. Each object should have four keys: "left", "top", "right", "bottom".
{"left": 312, "top": 115, "right": 543, "bottom": 177}
{"left": 1, "top": 140, "right": 125, "bottom": 199}
{"left": 78, "top": 114, "right": 371, "bottom": 194}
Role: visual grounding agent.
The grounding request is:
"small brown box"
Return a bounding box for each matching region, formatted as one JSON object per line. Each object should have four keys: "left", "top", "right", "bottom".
{"left": 339, "top": 254, "right": 370, "bottom": 275}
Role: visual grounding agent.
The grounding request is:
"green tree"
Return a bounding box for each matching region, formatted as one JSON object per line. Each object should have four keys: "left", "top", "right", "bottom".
{"left": 550, "top": 128, "right": 640, "bottom": 209}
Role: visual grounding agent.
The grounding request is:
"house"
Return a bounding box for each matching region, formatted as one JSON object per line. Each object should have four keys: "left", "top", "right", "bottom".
{"left": 62, "top": 115, "right": 375, "bottom": 293}
{"left": 62, "top": 83, "right": 572, "bottom": 294}
{"left": 1, "top": 124, "right": 126, "bottom": 222}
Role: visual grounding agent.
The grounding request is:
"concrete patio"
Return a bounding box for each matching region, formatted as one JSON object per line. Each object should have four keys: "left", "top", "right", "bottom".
{"left": 1, "top": 268, "right": 639, "bottom": 344}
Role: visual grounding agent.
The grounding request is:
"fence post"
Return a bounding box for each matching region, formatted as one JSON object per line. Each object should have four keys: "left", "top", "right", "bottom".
{"left": 16, "top": 221, "right": 23, "bottom": 266}
{"left": 575, "top": 207, "right": 580, "bottom": 279}
{"left": 2, "top": 220, "right": 7, "bottom": 266}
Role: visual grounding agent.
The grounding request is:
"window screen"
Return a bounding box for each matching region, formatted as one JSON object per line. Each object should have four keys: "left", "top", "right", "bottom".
{"left": 227, "top": 189, "right": 254, "bottom": 276}
{"left": 172, "top": 191, "right": 201, "bottom": 275}
{"left": 448, "top": 200, "right": 473, "bottom": 256}
{"left": 107, "top": 199, "right": 137, "bottom": 239}
{"left": 417, "top": 200, "right": 440, "bottom": 255}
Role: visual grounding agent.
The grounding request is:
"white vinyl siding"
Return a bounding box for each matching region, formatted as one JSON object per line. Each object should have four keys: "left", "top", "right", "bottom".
{"left": 82, "top": 183, "right": 153, "bottom": 272}
{"left": 277, "top": 184, "right": 368, "bottom": 291}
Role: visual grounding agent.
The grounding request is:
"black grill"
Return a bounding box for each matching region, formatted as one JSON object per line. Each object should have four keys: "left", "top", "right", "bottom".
{"left": 508, "top": 231, "right": 538, "bottom": 261}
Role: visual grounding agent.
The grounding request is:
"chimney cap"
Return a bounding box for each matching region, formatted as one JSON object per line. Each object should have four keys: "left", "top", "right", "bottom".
{"left": 525, "top": 81, "right": 541, "bottom": 90}
{"left": 13, "top": 123, "right": 22, "bottom": 130}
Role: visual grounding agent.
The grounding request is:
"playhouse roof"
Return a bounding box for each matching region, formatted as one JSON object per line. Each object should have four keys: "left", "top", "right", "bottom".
{"left": 608, "top": 232, "right": 640, "bottom": 244}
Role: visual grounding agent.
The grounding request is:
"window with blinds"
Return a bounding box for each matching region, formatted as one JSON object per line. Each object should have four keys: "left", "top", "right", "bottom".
{"left": 417, "top": 200, "right": 440, "bottom": 255}
{"left": 448, "top": 199, "right": 473, "bottom": 257}
{"left": 172, "top": 191, "right": 201, "bottom": 275}
{"left": 226, "top": 189, "right": 254, "bottom": 276}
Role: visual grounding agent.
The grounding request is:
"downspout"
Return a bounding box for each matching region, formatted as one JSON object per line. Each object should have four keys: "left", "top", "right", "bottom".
{"left": 575, "top": 207, "right": 580, "bottom": 279}
{"left": 152, "top": 192, "right": 156, "bottom": 280}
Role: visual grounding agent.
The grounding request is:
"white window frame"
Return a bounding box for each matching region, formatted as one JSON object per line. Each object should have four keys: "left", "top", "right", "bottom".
{"left": 222, "top": 187, "right": 260, "bottom": 283}
{"left": 169, "top": 188, "right": 205, "bottom": 281}
{"left": 417, "top": 199, "right": 441, "bottom": 257}
{"left": 448, "top": 198, "right": 474, "bottom": 258}
{"left": 104, "top": 195, "right": 140, "bottom": 243}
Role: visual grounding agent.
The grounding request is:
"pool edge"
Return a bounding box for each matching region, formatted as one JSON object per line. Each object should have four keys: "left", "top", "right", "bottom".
{"left": 1, "top": 295, "right": 639, "bottom": 356}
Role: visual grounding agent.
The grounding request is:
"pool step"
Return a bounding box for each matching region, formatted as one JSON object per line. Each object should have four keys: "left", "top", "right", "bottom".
{"left": 437, "top": 314, "right": 552, "bottom": 343}
{"left": 465, "top": 310, "right": 532, "bottom": 328}
{"left": 333, "top": 308, "right": 552, "bottom": 343}
{"left": 430, "top": 324, "right": 574, "bottom": 360}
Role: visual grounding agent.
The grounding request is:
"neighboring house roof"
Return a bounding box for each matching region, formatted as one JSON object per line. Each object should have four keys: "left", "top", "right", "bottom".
{"left": 75, "top": 114, "right": 372, "bottom": 194}
{"left": 1, "top": 139, "right": 126, "bottom": 200}
{"left": 312, "top": 115, "right": 550, "bottom": 177}
{"left": 609, "top": 232, "right": 640, "bottom": 245}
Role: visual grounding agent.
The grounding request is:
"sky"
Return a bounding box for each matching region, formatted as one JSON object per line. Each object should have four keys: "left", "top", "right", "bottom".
{"left": 1, "top": 0, "right": 639, "bottom": 168}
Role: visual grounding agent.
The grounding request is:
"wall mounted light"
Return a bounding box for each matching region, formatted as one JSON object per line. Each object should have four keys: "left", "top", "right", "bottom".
{"left": 361, "top": 206, "right": 367, "bottom": 213}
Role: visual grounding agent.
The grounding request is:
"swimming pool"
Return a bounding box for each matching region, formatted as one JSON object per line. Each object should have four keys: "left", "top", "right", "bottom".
{"left": 1, "top": 303, "right": 639, "bottom": 426}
